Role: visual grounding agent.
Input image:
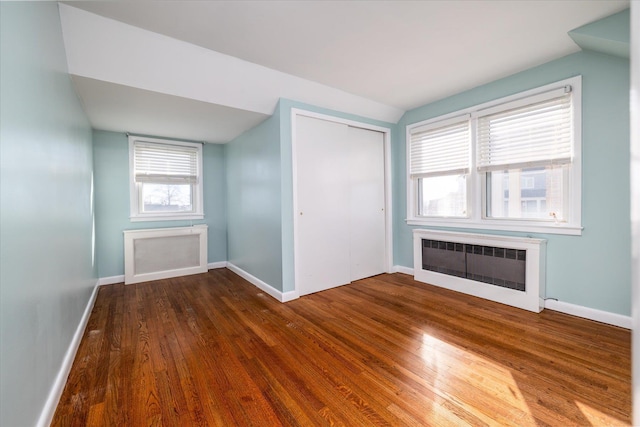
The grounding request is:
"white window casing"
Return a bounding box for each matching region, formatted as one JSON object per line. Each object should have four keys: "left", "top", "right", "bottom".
{"left": 406, "top": 76, "right": 582, "bottom": 236}
{"left": 129, "top": 136, "right": 204, "bottom": 222}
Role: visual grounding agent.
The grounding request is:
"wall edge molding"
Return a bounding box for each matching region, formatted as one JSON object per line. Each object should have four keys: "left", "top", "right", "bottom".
{"left": 226, "top": 263, "right": 299, "bottom": 303}
{"left": 98, "top": 275, "right": 125, "bottom": 286}
{"left": 98, "top": 262, "right": 228, "bottom": 286}
{"left": 207, "top": 261, "right": 228, "bottom": 270}
{"left": 392, "top": 265, "right": 415, "bottom": 275}
{"left": 37, "top": 280, "right": 100, "bottom": 427}
{"left": 544, "top": 299, "right": 631, "bottom": 329}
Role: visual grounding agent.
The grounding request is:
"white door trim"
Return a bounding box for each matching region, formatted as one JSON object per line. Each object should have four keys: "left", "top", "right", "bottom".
{"left": 291, "top": 108, "right": 393, "bottom": 295}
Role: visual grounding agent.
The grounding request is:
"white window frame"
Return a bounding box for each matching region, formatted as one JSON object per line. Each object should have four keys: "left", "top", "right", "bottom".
{"left": 406, "top": 76, "right": 582, "bottom": 236}
{"left": 409, "top": 115, "right": 471, "bottom": 219}
{"left": 129, "top": 136, "right": 204, "bottom": 222}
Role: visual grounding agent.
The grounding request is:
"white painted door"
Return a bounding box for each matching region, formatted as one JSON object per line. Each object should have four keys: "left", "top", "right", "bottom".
{"left": 296, "top": 116, "right": 351, "bottom": 295}
{"left": 295, "top": 116, "right": 385, "bottom": 296}
{"left": 348, "top": 126, "right": 386, "bottom": 282}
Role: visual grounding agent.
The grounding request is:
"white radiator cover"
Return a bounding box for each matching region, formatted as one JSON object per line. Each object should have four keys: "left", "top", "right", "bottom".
{"left": 413, "top": 229, "right": 546, "bottom": 312}
{"left": 124, "top": 225, "right": 208, "bottom": 284}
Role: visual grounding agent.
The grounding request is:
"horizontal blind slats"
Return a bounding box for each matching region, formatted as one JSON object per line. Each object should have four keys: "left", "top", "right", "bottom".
{"left": 409, "top": 120, "right": 470, "bottom": 177}
{"left": 134, "top": 142, "right": 199, "bottom": 183}
{"left": 477, "top": 92, "right": 572, "bottom": 171}
{"left": 478, "top": 112, "right": 571, "bottom": 134}
{"left": 135, "top": 174, "right": 198, "bottom": 184}
{"left": 477, "top": 157, "right": 571, "bottom": 172}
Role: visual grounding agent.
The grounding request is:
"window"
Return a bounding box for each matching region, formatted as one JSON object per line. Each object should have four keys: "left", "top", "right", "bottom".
{"left": 407, "top": 76, "right": 582, "bottom": 235}
{"left": 409, "top": 116, "right": 470, "bottom": 218}
{"left": 129, "top": 136, "right": 204, "bottom": 221}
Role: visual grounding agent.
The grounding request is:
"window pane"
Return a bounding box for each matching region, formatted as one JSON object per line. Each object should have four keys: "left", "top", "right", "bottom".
{"left": 486, "top": 166, "right": 567, "bottom": 220}
{"left": 419, "top": 175, "right": 467, "bottom": 217}
{"left": 141, "top": 183, "right": 193, "bottom": 213}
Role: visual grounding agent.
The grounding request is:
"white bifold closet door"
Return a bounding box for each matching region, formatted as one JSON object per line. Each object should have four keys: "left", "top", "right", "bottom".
{"left": 296, "top": 115, "right": 385, "bottom": 296}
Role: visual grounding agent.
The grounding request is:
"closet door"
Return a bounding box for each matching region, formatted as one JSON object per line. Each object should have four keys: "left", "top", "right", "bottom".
{"left": 296, "top": 116, "right": 351, "bottom": 295}
{"left": 348, "top": 126, "right": 386, "bottom": 282}
{"left": 295, "top": 116, "right": 386, "bottom": 296}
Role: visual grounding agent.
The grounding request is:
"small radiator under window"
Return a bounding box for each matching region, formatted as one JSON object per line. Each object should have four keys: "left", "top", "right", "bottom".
{"left": 124, "top": 225, "right": 208, "bottom": 284}
{"left": 413, "top": 230, "right": 545, "bottom": 312}
{"left": 422, "top": 239, "right": 526, "bottom": 291}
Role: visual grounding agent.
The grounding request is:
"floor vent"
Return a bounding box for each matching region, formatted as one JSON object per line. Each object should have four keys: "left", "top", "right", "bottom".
{"left": 414, "top": 230, "right": 545, "bottom": 312}
{"left": 124, "top": 225, "right": 208, "bottom": 284}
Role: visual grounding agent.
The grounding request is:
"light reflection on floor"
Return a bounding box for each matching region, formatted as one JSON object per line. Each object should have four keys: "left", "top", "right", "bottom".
{"left": 575, "top": 400, "right": 626, "bottom": 426}
{"left": 418, "top": 332, "right": 629, "bottom": 426}
{"left": 420, "top": 332, "right": 535, "bottom": 426}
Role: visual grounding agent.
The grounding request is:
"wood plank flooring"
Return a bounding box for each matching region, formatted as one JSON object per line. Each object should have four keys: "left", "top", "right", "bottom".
{"left": 52, "top": 269, "right": 630, "bottom": 426}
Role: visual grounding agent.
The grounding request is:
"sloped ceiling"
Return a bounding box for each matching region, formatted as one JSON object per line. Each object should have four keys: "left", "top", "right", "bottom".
{"left": 59, "top": 1, "right": 629, "bottom": 143}
{"left": 71, "top": 76, "right": 268, "bottom": 143}
{"left": 569, "top": 9, "right": 631, "bottom": 59}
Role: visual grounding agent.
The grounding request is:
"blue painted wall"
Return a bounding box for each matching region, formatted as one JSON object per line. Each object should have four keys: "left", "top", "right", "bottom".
{"left": 393, "top": 50, "right": 630, "bottom": 316}
{"left": 225, "top": 100, "right": 396, "bottom": 293}
{"left": 0, "top": 3, "right": 96, "bottom": 426}
{"left": 93, "top": 130, "right": 227, "bottom": 278}
{"left": 225, "top": 112, "right": 284, "bottom": 290}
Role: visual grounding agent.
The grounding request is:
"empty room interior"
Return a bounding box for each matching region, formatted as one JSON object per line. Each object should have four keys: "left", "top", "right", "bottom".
{"left": 1, "top": 1, "right": 639, "bottom": 426}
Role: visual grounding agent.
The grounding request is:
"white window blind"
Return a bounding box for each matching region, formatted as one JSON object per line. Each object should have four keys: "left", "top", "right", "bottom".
{"left": 133, "top": 142, "right": 199, "bottom": 184}
{"left": 477, "top": 87, "right": 573, "bottom": 172}
{"left": 409, "top": 116, "right": 470, "bottom": 178}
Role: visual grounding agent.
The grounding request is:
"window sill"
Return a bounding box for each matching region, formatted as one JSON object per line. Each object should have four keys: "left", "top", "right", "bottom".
{"left": 130, "top": 213, "right": 204, "bottom": 222}
{"left": 406, "top": 218, "right": 583, "bottom": 236}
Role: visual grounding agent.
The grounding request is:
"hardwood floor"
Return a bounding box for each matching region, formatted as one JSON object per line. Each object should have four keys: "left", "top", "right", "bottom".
{"left": 52, "top": 269, "right": 630, "bottom": 426}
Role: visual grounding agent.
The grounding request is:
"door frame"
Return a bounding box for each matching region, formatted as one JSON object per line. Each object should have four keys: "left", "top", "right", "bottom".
{"left": 291, "top": 108, "right": 393, "bottom": 295}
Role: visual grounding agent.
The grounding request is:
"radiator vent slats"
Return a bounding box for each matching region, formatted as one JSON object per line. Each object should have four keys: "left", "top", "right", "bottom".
{"left": 422, "top": 239, "right": 526, "bottom": 292}
{"left": 421, "top": 239, "right": 466, "bottom": 279}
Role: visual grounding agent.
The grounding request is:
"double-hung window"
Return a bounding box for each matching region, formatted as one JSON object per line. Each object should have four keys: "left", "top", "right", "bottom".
{"left": 407, "top": 76, "right": 582, "bottom": 235}
{"left": 409, "top": 116, "right": 471, "bottom": 218}
{"left": 129, "top": 136, "right": 204, "bottom": 222}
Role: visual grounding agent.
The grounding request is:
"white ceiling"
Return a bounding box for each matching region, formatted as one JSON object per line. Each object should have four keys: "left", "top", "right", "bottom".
{"left": 72, "top": 76, "right": 269, "bottom": 143}
{"left": 60, "top": 0, "right": 629, "bottom": 143}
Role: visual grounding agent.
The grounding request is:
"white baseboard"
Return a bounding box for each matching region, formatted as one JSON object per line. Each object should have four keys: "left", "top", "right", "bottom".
{"left": 391, "top": 265, "right": 629, "bottom": 329}
{"left": 98, "top": 262, "right": 227, "bottom": 285}
{"left": 544, "top": 299, "right": 631, "bottom": 329}
{"left": 37, "top": 280, "right": 100, "bottom": 427}
{"left": 392, "top": 265, "right": 414, "bottom": 275}
{"left": 208, "top": 261, "right": 228, "bottom": 270}
{"left": 100, "top": 265, "right": 630, "bottom": 327}
{"left": 226, "top": 263, "right": 299, "bottom": 303}
{"left": 98, "top": 275, "right": 124, "bottom": 285}
{"left": 280, "top": 290, "right": 299, "bottom": 302}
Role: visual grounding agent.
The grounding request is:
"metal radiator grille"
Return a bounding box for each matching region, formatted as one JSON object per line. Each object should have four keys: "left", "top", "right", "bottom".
{"left": 422, "top": 239, "right": 526, "bottom": 292}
